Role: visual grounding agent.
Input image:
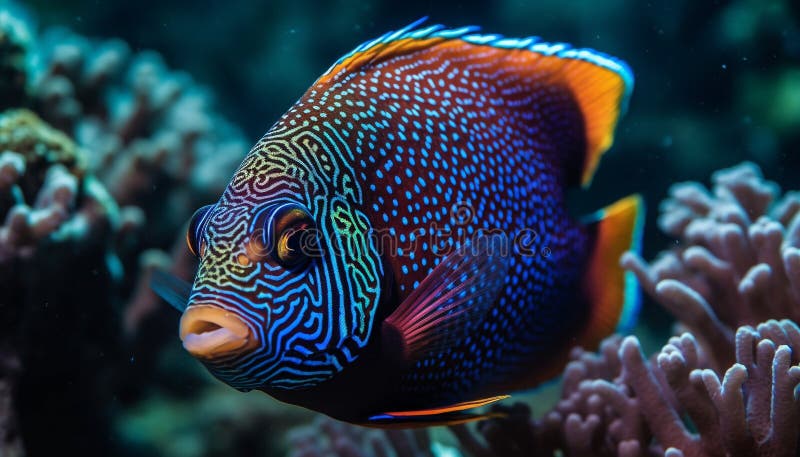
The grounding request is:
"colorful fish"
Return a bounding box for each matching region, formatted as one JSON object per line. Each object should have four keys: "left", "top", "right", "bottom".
{"left": 154, "top": 19, "right": 643, "bottom": 426}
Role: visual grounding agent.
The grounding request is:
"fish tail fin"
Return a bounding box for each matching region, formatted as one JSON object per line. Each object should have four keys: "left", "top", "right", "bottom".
{"left": 578, "top": 194, "right": 644, "bottom": 350}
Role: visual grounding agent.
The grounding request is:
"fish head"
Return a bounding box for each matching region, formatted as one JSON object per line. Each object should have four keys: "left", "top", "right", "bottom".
{"left": 179, "top": 145, "right": 384, "bottom": 392}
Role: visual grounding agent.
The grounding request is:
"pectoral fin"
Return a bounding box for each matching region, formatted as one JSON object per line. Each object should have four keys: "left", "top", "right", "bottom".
{"left": 151, "top": 269, "right": 192, "bottom": 312}
{"left": 383, "top": 238, "right": 510, "bottom": 363}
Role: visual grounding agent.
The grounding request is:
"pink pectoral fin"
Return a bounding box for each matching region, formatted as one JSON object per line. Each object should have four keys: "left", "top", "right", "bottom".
{"left": 384, "top": 238, "right": 510, "bottom": 363}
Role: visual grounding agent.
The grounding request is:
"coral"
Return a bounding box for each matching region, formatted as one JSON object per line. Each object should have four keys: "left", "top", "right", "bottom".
{"left": 0, "top": 109, "right": 117, "bottom": 261}
{"left": 24, "top": 22, "right": 248, "bottom": 335}
{"left": 0, "top": 3, "right": 247, "bottom": 456}
{"left": 447, "top": 339, "right": 643, "bottom": 457}
{"left": 446, "top": 320, "right": 800, "bottom": 457}
{"left": 0, "top": 107, "right": 120, "bottom": 286}
{"left": 622, "top": 162, "right": 800, "bottom": 369}
{"left": 0, "top": 108, "right": 124, "bottom": 456}
{"left": 447, "top": 337, "right": 646, "bottom": 457}
{"left": 30, "top": 26, "right": 245, "bottom": 247}
{"left": 620, "top": 319, "right": 800, "bottom": 457}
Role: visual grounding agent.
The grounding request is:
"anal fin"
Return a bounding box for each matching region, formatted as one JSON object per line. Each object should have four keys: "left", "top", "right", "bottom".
{"left": 364, "top": 395, "right": 510, "bottom": 428}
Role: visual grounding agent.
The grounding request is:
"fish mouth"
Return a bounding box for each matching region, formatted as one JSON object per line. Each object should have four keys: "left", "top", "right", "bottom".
{"left": 179, "top": 305, "right": 258, "bottom": 360}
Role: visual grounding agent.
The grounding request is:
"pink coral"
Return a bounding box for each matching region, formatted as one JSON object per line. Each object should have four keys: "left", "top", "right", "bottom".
{"left": 447, "top": 320, "right": 800, "bottom": 457}
{"left": 620, "top": 319, "right": 800, "bottom": 457}
{"left": 623, "top": 162, "right": 800, "bottom": 369}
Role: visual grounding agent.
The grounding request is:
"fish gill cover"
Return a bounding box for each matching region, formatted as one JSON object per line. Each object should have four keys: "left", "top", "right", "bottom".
{"left": 0, "top": 1, "right": 798, "bottom": 457}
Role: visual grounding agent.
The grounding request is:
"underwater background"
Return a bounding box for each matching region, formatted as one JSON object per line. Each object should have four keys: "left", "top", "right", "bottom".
{"left": 1, "top": 0, "right": 799, "bottom": 456}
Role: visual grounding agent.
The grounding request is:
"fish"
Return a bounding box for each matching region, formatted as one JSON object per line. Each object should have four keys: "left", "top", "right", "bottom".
{"left": 153, "top": 19, "right": 643, "bottom": 427}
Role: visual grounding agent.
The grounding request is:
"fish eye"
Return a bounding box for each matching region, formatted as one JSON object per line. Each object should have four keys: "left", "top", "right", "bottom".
{"left": 186, "top": 204, "right": 214, "bottom": 258}
{"left": 267, "top": 204, "right": 318, "bottom": 268}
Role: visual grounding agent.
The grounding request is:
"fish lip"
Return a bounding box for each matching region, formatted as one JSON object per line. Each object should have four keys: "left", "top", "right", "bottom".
{"left": 179, "top": 304, "right": 258, "bottom": 360}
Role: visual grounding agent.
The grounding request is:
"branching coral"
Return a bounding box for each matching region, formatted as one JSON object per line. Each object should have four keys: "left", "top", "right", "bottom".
{"left": 0, "top": 109, "right": 120, "bottom": 263}
{"left": 448, "top": 338, "right": 642, "bottom": 457}
{"left": 0, "top": 1, "right": 250, "bottom": 338}
{"left": 623, "top": 320, "right": 800, "bottom": 457}
{"left": 24, "top": 24, "right": 248, "bottom": 334}
{"left": 0, "top": 108, "right": 125, "bottom": 456}
{"left": 446, "top": 320, "right": 800, "bottom": 457}
{"left": 622, "top": 162, "right": 800, "bottom": 369}
{"left": 31, "top": 27, "right": 246, "bottom": 244}
{"left": 447, "top": 337, "right": 647, "bottom": 457}
{"left": 0, "top": 4, "right": 248, "bottom": 456}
